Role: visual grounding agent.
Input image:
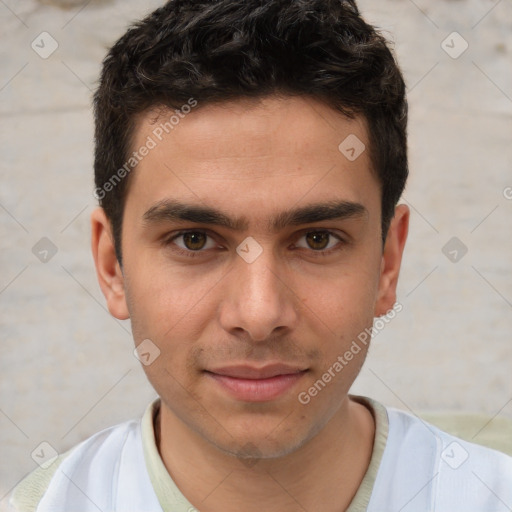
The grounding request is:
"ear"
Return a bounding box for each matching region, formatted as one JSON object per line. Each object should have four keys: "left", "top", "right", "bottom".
{"left": 91, "top": 207, "right": 130, "bottom": 320}
{"left": 374, "top": 204, "right": 409, "bottom": 317}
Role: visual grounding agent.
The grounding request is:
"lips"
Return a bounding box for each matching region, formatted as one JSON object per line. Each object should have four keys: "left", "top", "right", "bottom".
{"left": 205, "top": 364, "right": 308, "bottom": 402}
{"left": 207, "top": 364, "right": 307, "bottom": 379}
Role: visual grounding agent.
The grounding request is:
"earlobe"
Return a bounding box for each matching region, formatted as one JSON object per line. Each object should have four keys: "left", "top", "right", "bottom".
{"left": 90, "top": 207, "right": 130, "bottom": 320}
{"left": 374, "top": 204, "right": 409, "bottom": 317}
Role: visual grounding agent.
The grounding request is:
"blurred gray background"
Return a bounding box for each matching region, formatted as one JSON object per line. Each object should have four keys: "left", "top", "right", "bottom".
{"left": 1, "top": 0, "right": 511, "bottom": 504}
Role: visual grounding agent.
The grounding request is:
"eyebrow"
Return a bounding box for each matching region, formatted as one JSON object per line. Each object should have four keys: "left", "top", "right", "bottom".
{"left": 142, "top": 199, "right": 368, "bottom": 232}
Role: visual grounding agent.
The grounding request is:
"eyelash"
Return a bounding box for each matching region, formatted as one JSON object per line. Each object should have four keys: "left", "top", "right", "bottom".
{"left": 163, "top": 229, "right": 346, "bottom": 259}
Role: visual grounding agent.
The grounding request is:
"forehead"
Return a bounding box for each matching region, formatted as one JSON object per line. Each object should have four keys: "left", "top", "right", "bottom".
{"left": 126, "top": 95, "right": 379, "bottom": 220}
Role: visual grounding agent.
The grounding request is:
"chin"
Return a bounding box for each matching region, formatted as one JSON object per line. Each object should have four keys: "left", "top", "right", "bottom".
{"left": 214, "top": 436, "right": 305, "bottom": 462}
{"left": 205, "top": 417, "right": 323, "bottom": 463}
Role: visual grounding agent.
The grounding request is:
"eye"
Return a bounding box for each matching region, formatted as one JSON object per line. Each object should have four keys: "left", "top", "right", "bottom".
{"left": 295, "top": 230, "right": 342, "bottom": 251}
{"left": 170, "top": 231, "right": 217, "bottom": 252}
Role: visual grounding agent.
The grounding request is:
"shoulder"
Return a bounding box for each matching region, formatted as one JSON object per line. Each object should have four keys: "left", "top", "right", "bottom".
{"left": 370, "top": 406, "right": 512, "bottom": 512}
{"left": 9, "top": 417, "right": 158, "bottom": 512}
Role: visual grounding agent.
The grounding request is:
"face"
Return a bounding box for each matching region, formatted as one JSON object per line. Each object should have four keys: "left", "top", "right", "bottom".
{"left": 92, "top": 95, "right": 408, "bottom": 460}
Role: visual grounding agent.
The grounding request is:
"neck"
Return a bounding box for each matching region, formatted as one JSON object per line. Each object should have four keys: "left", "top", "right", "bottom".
{"left": 155, "top": 398, "right": 375, "bottom": 512}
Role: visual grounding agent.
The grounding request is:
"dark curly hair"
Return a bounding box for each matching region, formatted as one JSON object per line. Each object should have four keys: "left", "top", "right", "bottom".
{"left": 93, "top": 0, "right": 408, "bottom": 265}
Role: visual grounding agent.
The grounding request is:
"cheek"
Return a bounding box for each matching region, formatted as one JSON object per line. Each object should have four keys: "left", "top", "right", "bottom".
{"left": 124, "top": 257, "right": 222, "bottom": 338}
{"left": 299, "top": 262, "right": 379, "bottom": 332}
{"left": 124, "top": 271, "right": 209, "bottom": 394}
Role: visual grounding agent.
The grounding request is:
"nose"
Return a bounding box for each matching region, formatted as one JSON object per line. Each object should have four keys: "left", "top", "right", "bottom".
{"left": 218, "top": 245, "right": 300, "bottom": 342}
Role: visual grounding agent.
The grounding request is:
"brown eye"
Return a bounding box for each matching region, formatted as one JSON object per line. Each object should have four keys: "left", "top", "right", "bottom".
{"left": 183, "top": 232, "right": 208, "bottom": 250}
{"left": 305, "top": 231, "right": 331, "bottom": 250}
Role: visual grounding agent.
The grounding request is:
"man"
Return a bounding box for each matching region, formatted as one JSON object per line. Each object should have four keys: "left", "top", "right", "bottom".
{"left": 10, "top": 0, "right": 512, "bottom": 511}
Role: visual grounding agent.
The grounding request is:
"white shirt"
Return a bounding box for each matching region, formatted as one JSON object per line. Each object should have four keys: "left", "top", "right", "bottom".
{"left": 9, "top": 396, "right": 512, "bottom": 512}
